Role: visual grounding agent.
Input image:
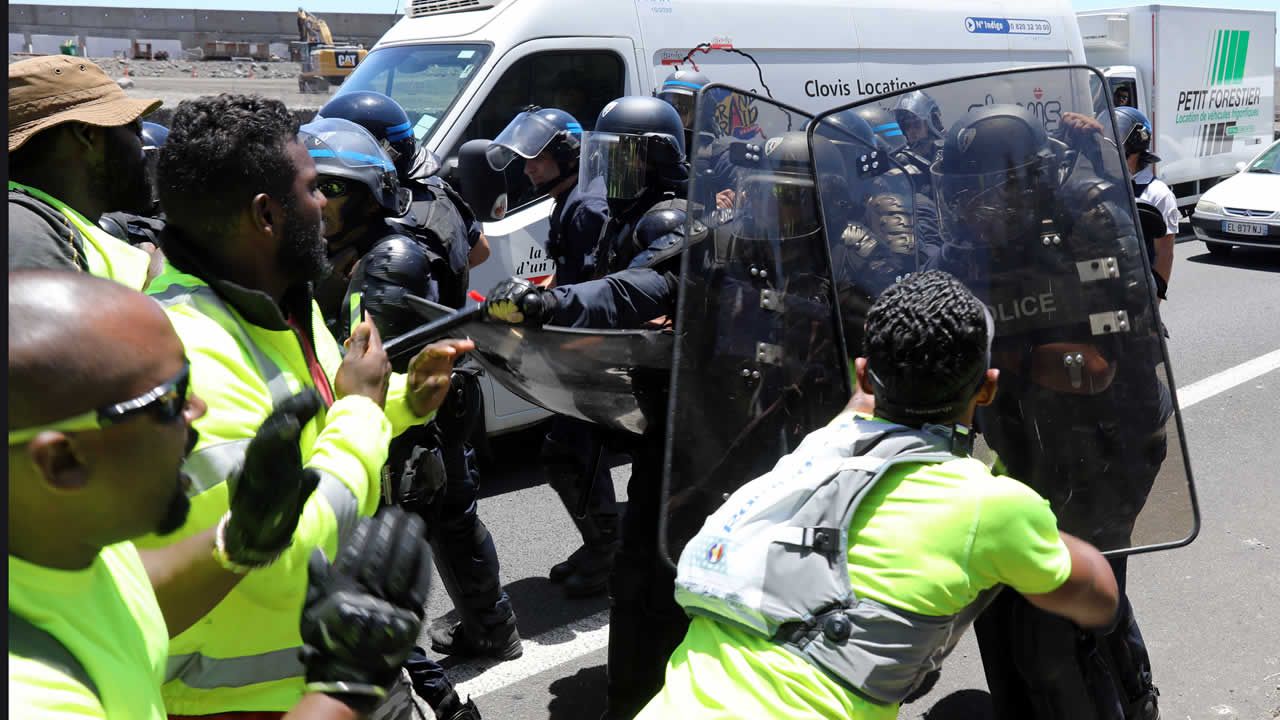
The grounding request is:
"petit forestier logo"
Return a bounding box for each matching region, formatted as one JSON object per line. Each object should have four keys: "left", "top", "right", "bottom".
{"left": 1173, "top": 28, "right": 1263, "bottom": 154}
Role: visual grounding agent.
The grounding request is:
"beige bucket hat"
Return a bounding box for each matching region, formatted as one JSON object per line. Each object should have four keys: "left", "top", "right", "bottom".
{"left": 9, "top": 55, "right": 161, "bottom": 153}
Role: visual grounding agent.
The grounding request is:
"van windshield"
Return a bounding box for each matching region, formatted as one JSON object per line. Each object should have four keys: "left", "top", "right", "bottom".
{"left": 337, "top": 44, "right": 491, "bottom": 146}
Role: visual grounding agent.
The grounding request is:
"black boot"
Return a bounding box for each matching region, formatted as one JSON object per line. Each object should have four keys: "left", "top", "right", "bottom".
{"left": 434, "top": 690, "right": 482, "bottom": 720}
{"left": 429, "top": 613, "right": 523, "bottom": 661}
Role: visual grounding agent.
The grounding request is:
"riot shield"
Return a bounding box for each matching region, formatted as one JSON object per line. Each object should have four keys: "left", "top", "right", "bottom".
{"left": 406, "top": 298, "right": 671, "bottom": 434}
{"left": 809, "top": 65, "right": 1198, "bottom": 556}
{"left": 661, "top": 86, "right": 851, "bottom": 565}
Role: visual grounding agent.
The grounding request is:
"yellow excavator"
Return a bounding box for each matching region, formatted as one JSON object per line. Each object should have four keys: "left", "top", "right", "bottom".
{"left": 294, "top": 7, "right": 367, "bottom": 93}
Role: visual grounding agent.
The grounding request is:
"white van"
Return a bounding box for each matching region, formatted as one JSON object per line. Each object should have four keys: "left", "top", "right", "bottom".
{"left": 339, "top": 0, "right": 1087, "bottom": 434}
{"left": 1078, "top": 4, "right": 1277, "bottom": 210}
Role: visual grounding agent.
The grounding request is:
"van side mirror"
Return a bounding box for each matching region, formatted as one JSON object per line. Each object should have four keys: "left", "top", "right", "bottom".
{"left": 1234, "top": 161, "right": 1247, "bottom": 173}
{"left": 456, "top": 139, "right": 509, "bottom": 222}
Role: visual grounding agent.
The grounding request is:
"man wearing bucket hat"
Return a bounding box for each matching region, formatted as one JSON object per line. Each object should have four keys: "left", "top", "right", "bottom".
{"left": 8, "top": 55, "right": 162, "bottom": 288}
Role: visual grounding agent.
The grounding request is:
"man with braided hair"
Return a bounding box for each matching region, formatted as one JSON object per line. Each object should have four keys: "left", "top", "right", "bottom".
{"left": 636, "top": 270, "right": 1118, "bottom": 720}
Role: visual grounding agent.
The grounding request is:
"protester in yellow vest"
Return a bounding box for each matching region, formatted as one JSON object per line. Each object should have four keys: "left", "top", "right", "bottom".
{"left": 8, "top": 55, "right": 163, "bottom": 288}
{"left": 9, "top": 270, "right": 434, "bottom": 719}
{"left": 141, "top": 93, "right": 473, "bottom": 717}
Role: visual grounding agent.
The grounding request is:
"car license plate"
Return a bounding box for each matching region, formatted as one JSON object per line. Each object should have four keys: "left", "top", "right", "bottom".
{"left": 1222, "top": 220, "right": 1267, "bottom": 236}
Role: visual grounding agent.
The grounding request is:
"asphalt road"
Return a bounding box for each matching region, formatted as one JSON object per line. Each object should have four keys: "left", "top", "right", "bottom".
{"left": 413, "top": 232, "right": 1280, "bottom": 720}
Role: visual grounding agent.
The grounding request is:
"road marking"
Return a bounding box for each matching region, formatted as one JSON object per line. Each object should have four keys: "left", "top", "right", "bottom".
{"left": 446, "top": 350, "right": 1280, "bottom": 701}
{"left": 1177, "top": 348, "right": 1280, "bottom": 409}
{"left": 451, "top": 610, "right": 612, "bottom": 700}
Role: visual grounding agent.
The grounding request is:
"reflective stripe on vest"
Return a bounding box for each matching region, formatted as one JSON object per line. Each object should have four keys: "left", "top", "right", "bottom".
{"left": 149, "top": 283, "right": 295, "bottom": 405}
{"left": 7, "top": 181, "right": 152, "bottom": 290}
{"left": 152, "top": 282, "right": 360, "bottom": 542}
{"left": 166, "top": 647, "right": 302, "bottom": 689}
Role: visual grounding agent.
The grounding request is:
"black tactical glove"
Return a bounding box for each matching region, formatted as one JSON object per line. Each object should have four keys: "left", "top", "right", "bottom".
{"left": 220, "top": 390, "right": 323, "bottom": 570}
{"left": 483, "top": 277, "right": 559, "bottom": 326}
{"left": 300, "top": 508, "right": 433, "bottom": 712}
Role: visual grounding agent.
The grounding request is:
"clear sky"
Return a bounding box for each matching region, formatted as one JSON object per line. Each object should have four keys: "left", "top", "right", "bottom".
{"left": 17, "top": 0, "right": 1280, "bottom": 62}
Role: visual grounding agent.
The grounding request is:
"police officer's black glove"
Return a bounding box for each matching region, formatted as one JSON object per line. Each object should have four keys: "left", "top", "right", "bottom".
{"left": 300, "top": 508, "right": 432, "bottom": 713}
{"left": 219, "top": 390, "right": 323, "bottom": 571}
{"left": 484, "top": 277, "right": 559, "bottom": 326}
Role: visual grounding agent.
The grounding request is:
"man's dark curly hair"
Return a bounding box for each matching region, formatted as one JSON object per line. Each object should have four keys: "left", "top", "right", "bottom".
{"left": 863, "top": 270, "right": 991, "bottom": 425}
{"left": 157, "top": 94, "right": 300, "bottom": 243}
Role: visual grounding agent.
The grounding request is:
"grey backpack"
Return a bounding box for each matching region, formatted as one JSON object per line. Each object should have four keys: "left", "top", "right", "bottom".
{"left": 675, "top": 414, "right": 997, "bottom": 704}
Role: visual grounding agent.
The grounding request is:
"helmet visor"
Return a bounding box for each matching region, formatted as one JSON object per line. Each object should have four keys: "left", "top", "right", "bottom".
{"left": 486, "top": 111, "right": 568, "bottom": 170}
{"left": 579, "top": 132, "right": 649, "bottom": 201}
{"left": 934, "top": 163, "right": 1041, "bottom": 232}
{"left": 734, "top": 175, "right": 820, "bottom": 240}
{"left": 658, "top": 89, "right": 697, "bottom": 129}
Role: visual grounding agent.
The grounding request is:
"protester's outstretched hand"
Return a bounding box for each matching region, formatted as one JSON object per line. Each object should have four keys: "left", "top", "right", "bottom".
{"left": 222, "top": 390, "right": 323, "bottom": 570}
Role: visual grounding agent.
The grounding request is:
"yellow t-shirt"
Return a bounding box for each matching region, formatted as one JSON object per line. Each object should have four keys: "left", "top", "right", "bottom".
{"left": 9, "top": 543, "right": 169, "bottom": 719}
{"left": 638, "top": 412, "right": 1072, "bottom": 720}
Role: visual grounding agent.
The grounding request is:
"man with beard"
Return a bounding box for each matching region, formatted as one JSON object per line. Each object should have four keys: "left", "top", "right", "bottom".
{"left": 9, "top": 270, "right": 435, "bottom": 719}
{"left": 140, "top": 94, "right": 475, "bottom": 718}
{"left": 8, "top": 56, "right": 161, "bottom": 287}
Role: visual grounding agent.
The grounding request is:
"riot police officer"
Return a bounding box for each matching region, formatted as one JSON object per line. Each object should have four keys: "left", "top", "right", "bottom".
{"left": 1111, "top": 106, "right": 1176, "bottom": 297}
{"left": 894, "top": 89, "right": 946, "bottom": 165}
{"left": 927, "top": 104, "right": 1165, "bottom": 720}
{"left": 481, "top": 95, "right": 690, "bottom": 719}
{"left": 657, "top": 68, "right": 740, "bottom": 212}
{"left": 319, "top": 90, "right": 489, "bottom": 306}
{"left": 315, "top": 91, "right": 520, "bottom": 666}
{"left": 487, "top": 106, "right": 620, "bottom": 597}
{"left": 300, "top": 117, "right": 490, "bottom": 720}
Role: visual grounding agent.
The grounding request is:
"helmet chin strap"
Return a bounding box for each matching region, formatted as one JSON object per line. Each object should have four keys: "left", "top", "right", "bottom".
{"left": 534, "top": 163, "right": 578, "bottom": 196}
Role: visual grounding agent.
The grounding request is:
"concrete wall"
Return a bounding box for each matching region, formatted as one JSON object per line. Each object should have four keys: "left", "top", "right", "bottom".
{"left": 8, "top": 4, "right": 398, "bottom": 56}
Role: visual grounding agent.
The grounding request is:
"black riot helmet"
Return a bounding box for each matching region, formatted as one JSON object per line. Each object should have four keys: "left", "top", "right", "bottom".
{"left": 1109, "top": 106, "right": 1161, "bottom": 169}
{"left": 932, "top": 104, "right": 1058, "bottom": 240}
{"left": 299, "top": 117, "right": 411, "bottom": 217}
{"left": 485, "top": 106, "right": 583, "bottom": 192}
{"left": 894, "top": 90, "right": 945, "bottom": 154}
{"left": 580, "top": 96, "right": 687, "bottom": 209}
{"left": 853, "top": 106, "right": 907, "bottom": 154}
{"left": 319, "top": 91, "right": 419, "bottom": 181}
{"left": 657, "top": 68, "right": 711, "bottom": 147}
{"left": 814, "top": 110, "right": 893, "bottom": 223}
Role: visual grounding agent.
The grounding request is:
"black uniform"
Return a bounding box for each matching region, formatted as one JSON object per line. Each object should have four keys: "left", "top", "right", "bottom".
{"left": 541, "top": 191, "right": 690, "bottom": 718}
{"left": 539, "top": 174, "right": 623, "bottom": 595}
{"left": 930, "top": 174, "right": 1166, "bottom": 720}
{"left": 328, "top": 224, "right": 515, "bottom": 710}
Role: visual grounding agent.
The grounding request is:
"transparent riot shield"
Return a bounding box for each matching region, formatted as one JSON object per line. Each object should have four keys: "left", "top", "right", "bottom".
{"left": 809, "top": 65, "right": 1198, "bottom": 556}
{"left": 661, "top": 86, "right": 851, "bottom": 565}
{"left": 407, "top": 298, "right": 671, "bottom": 434}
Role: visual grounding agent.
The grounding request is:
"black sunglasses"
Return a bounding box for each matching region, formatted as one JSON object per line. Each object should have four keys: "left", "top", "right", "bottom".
{"left": 9, "top": 361, "right": 193, "bottom": 446}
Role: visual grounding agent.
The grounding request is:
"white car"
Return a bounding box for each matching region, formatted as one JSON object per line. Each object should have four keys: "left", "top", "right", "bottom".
{"left": 1191, "top": 139, "right": 1280, "bottom": 257}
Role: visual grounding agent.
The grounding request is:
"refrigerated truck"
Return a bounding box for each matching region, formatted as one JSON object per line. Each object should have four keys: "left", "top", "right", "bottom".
{"left": 339, "top": 0, "right": 1090, "bottom": 434}
{"left": 1077, "top": 4, "right": 1277, "bottom": 210}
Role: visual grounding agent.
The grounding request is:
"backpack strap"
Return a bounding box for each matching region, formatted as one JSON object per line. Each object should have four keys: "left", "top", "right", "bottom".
{"left": 9, "top": 190, "right": 89, "bottom": 272}
{"left": 9, "top": 609, "right": 100, "bottom": 700}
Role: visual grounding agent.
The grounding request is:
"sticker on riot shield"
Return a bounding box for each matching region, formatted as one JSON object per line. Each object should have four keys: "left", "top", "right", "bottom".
{"left": 406, "top": 298, "right": 672, "bottom": 434}
{"left": 808, "top": 65, "right": 1199, "bottom": 557}
{"left": 660, "top": 85, "right": 852, "bottom": 566}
